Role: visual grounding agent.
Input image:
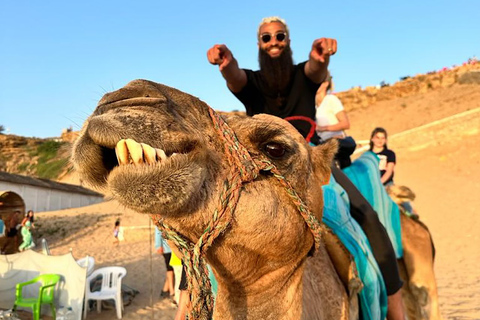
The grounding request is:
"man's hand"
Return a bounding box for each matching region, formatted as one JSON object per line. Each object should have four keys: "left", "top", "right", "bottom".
{"left": 310, "top": 38, "right": 337, "bottom": 63}
{"left": 207, "top": 44, "right": 233, "bottom": 71}
{"left": 157, "top": 247, "right": 164, "bottom": 255}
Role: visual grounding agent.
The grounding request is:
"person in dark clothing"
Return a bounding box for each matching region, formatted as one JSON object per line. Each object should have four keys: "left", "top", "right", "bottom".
{"left": 207, "top": 16, "right": 405, "bottom": 320}
{"left": 370, "top": 127, "right": 396, "bottom": 186}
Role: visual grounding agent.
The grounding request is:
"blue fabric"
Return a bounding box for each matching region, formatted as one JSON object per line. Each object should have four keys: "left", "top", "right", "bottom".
{"left": 154, "top": 227, "right": 172, "bottom": 253}
{"left": 343, "top": 151, "right": 403, "bottom": 258}
{"left": 208, "top": 265, "right": 217, "bottom": 299}
{"left": 322, "top": 176, "right": 388, "bottom": 320}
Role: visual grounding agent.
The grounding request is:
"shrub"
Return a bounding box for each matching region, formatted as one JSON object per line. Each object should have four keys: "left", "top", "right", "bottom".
{"left": 36, "top": 140, "right": 64, "bottom": 162}
{"left": 36, "top": 158, "right": 68, "bottom": 179}
{"left": 17, "top": 162, "right": 29, "bottom": 171}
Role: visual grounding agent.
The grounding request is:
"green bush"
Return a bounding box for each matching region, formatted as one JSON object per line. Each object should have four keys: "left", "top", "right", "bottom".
{"left": 36, "top": 158, "right": 68, "bottom": 179}
{"left": 36, "top": 140, "right": 64, "bottom": 162}
{"left": 17, "top": 162, "right": 29, "bottom": 171}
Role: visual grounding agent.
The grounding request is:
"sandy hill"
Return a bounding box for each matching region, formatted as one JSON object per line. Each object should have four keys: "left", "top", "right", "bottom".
{"left": 339, "top": 62, "right": 480, "bottom": 139}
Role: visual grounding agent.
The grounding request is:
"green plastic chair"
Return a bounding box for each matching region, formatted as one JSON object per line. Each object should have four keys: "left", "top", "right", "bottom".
{"left": 13, "top": 274, "right": 61, "bottom": 320}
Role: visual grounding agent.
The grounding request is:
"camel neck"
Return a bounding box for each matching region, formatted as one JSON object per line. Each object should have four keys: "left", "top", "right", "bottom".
{"left": 212, "top": 260, "right": 306, "bottom": 319}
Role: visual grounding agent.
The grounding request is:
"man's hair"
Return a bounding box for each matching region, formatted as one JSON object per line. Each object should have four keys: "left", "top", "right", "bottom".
{"left": 257, "top": 16, "right": 290, "bottom": 39}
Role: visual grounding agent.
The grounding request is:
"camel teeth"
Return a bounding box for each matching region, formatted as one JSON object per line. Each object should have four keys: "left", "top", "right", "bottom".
{"left": 141, "top": 143, "right": 157, "bottom": 165}
{"left": 115, "top": 139, "right": 129, "bottom": 165}
{"left": 155, "top": 148, "right": 167, "bottom": 161}
{"left": 125, "top": 138, "right": 144, "bottom": 164}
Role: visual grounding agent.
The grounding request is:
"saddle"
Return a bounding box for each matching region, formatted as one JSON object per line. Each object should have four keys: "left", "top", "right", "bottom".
{"left": 322, "top": 176, "right": 388, "bottom": 320}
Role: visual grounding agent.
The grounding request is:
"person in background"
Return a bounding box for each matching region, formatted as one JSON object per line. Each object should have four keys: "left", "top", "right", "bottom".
{"left": 370, "top": 127, "right": 396, "bottom": 186}
{"left": 19, "top": 221, "right": 35, "bottom": 251}
{"left": 1, "top": 211, "right": 21, "bottom": 254}
{"left": 174, "top": 268, "right": 191, "bottom": 320}
{"left": 315, "top": 75, "right": 350, "bottom": 140}
{"left": 155, "top": 227, "right": 175, "bottom": 300}
{"left": 21, "top": 210, "right": 35, "bottom": 228}
{"left": 314, "top": 75, "right": 356, "bottom": 168}
{"left": 166, "top": 238, "right": 192, "bottom": 318}
{"left": 112, "top": 219, "right": 125, "bottom": 245}
{"left": 207, "top": 16, "right": 405, "bottom": 320}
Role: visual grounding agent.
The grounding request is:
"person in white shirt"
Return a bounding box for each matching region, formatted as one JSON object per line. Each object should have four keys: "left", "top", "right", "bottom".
{"left": 314, "top": 76, "right": 350, "bottom": 141}
{"left": 315, "top": 76, "right": 356, "bottom": 169}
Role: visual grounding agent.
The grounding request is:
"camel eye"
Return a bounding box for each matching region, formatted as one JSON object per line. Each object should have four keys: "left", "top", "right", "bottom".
{"left": 264, "top": 142, "right": 286, "bottom": 159}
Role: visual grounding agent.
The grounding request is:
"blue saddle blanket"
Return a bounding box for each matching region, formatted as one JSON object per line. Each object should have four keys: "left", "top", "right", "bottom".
{"left": 343, "top": 151, "right": 403, "bottom": 258}
{"left": 322, "top": 176, "right": 387, "bottom": 320}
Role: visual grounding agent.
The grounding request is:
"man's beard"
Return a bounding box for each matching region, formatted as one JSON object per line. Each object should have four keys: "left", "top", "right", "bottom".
{"left": 259, "top": 45, "right": 294, "bottom": 96}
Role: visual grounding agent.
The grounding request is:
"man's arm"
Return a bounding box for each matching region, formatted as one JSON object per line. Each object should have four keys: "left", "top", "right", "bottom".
{"left": 304, "top": 38, "right": 337, "bottom": 84}
{"left": 207, "top": 44, "right": 247, "bottom": 93}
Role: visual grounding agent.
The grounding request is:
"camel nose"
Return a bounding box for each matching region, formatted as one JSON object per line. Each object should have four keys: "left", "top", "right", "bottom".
{"left": 97, "top": 79, "right": 166, "bottom": 107}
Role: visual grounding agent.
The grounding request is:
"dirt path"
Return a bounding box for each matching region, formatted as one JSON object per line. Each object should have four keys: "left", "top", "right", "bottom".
{"left": 392, "top": 114, "right": 480, "bottom": 319}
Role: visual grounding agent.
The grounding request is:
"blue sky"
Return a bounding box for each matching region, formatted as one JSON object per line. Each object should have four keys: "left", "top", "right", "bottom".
{"left": 1, "top": 1, "right": 478, "bottom": 138}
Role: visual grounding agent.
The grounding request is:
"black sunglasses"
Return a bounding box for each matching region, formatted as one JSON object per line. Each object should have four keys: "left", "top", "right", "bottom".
{"left": 260, "top": 32, "right": 287, "bottom": 44}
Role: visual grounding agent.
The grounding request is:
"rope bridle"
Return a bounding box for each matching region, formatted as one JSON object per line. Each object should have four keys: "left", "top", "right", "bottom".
{"left": 150, "top": 107, "right": 323, "bottom": 320}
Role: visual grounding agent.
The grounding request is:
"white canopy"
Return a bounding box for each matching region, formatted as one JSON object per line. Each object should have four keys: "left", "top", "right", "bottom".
{"left": 0, "top": 250, "right": 86, "bottom": 320}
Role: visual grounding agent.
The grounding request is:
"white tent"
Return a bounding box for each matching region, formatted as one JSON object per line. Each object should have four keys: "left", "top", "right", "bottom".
{"left": 0, "top": 250, "right": 86, "bottom": 320}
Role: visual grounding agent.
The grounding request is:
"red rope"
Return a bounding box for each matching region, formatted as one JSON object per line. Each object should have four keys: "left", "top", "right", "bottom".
{"left": 284, "top": 116, "right": 316, "bottom": 143}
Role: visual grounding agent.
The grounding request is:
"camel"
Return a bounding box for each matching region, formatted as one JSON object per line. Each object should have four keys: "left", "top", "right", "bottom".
{"left": 388, "top": 186, "right": 442, "bottom": 320}
{"left": 71, "top": 79, "right": 440, "bottom": 320}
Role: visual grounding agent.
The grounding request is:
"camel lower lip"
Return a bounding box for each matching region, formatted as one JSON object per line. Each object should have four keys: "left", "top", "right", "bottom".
{"left": 106, "top": 151, "right": 208, "bottom": 215}
{"left": 108, "top": 160, "right": 172, "bottom": 183}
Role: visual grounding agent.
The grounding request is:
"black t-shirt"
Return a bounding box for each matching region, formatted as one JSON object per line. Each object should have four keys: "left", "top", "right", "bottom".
{"left": 232, "top": 62, "right": 321, "bottom": 142}
{"left": 375, "top": 148, "right": 396, "bottom": 185}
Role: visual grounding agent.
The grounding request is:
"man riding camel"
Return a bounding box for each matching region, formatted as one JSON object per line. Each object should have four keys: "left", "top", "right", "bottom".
{"left": 207, "top": 16, "right": 406, "bottom": 320}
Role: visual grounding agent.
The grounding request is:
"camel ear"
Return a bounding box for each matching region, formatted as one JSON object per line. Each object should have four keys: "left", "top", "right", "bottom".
{"left": 311, "top": 139, "right": 338, "bottom": 185}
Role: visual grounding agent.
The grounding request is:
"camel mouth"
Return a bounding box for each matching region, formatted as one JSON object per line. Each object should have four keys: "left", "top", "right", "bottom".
{"left": 72, "top": 83, "right": 214, "bottom": 214}
{"left": 101, "top": 138, "right": 195, "bottom": 175}
{"left": 87, "top": 133, "right": 198, "bottom": 186}
{"left": 73, "top": 108, "right": 202, "bottom": 190}
{"left": 74, "top": 129, "right": 208, "bottom": 215}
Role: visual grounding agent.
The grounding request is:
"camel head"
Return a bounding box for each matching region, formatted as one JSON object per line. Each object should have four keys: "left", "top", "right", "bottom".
{"left": 72, "top": 79, "right": 337, "bottom": 319}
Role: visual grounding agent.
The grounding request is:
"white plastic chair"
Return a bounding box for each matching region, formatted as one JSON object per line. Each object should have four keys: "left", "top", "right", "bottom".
{"left": 83, "top": 266, "right": 127, "bottom": 319}
{"left": 76, "top": 256, "right": 95, "bottom": 276}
